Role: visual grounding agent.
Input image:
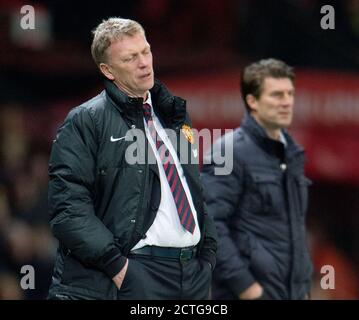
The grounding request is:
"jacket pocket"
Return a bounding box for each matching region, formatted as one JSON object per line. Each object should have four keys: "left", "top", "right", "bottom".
{"left": 61, "top": 254, "right": 115, "bottom": 298}
{"left": 117, "top": 259, "right": 132, "bottom": 292}
{"left": 95, "top": 165, "right": 143, "bottom": 233}
{"left": 250, "top": 173, "right": 284, "bottom": 216}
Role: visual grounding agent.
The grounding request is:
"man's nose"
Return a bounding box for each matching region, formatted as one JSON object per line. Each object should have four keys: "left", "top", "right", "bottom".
{"left": 282, "top": 93, "right": 294, "bottom": 107}
{"left": 138, "top": 54, "right": 149, "bottom": 67}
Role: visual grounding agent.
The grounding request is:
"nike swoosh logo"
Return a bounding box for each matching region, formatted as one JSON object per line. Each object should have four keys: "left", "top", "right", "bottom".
{"left": 110, "top": 135, "right": 126, "bottom": 142}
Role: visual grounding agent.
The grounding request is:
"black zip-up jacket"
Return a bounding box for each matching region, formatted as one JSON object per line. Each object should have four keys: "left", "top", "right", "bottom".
{"left": 201, "top": 113, "right": 313, "bottom": 300}
{"left": 47, "top": 79, "right": 217, "bottom": 300}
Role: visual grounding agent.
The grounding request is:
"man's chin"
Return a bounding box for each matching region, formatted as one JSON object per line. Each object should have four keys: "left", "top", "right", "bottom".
{"left": 279, "top": 121, "right": 292, "bottom": 129}
{"left": 277, "top": 116, "right": 293, "bottom": 128}
{"left": 143, "top": 78, "right": 154, "bottom": 91}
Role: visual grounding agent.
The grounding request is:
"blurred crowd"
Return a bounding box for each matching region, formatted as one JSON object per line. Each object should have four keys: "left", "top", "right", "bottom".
{"left": 0, "top": 105, "right": 55, "bottom": 299}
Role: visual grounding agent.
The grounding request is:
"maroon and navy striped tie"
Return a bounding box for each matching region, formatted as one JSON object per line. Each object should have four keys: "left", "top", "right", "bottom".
{"left": 143, "top": 103, "right": 196, "bottom": 234}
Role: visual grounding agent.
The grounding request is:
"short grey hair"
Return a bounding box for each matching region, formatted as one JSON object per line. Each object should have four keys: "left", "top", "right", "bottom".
{"left": 91, "top": 17, "right": 145, "bottom": 65}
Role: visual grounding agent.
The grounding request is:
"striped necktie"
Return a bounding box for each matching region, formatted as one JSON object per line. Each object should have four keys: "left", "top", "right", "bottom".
{"left": 143, "top": 103, "right": 195, "bottom": 234}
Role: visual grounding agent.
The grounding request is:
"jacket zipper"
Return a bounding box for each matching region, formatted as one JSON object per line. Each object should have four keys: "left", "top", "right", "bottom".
{"left": 126, "top": 122, "right": 148, "bottom": 252}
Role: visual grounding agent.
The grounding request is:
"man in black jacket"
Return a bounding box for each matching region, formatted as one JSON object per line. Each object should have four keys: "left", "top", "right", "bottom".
{"left": 47, "top": 17, "right": 217, "bottom": 300}
{"left": 201, "top": 59, "right": 313, "bottom": 300}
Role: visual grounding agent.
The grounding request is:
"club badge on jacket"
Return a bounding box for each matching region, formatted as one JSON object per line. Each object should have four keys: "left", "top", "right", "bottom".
{"left": 181, "top": 124, "right": 194, "bottom": 144}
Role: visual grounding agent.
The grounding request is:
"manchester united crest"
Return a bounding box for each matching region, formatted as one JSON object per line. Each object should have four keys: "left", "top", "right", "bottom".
{"left": 181, "top": 124, "right": 194, "bottom": 144}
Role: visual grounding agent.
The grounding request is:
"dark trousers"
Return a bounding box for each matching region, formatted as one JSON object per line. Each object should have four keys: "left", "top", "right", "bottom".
{"left": 117, "top": 254, "right": 212, "bottom": 300}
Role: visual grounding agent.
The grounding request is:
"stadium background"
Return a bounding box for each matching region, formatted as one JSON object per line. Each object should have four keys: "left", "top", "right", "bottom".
{"left": 0, "top": 0, "right": 358, "bottom": 299}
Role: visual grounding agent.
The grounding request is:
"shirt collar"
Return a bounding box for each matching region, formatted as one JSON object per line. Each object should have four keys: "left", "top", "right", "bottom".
{"left": 143, "top": 91, "right": 154, "bottom": 116}
{"left": 144, "top": 91, "right": 152, "bottom": 105}
{"left": 279, "top": 130, "right": 287, "bottom": 147}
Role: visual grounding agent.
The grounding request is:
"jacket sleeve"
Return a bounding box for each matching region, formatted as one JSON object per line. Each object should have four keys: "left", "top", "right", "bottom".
{"left": 201, "top": 134, "right": 256, "bottom": 296}
{"left": 48, "top": 106, "right": 126, "bottom": 279}
{"left": 198, "top": 198, "right": 218, "bottom": 270}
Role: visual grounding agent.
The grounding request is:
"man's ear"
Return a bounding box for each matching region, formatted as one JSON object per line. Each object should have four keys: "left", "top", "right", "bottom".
{"left": 246, "top": 94, "right": 258, "bottom": 112}
{"left": 99, "top": 63, "right": 115, "bottom": 81}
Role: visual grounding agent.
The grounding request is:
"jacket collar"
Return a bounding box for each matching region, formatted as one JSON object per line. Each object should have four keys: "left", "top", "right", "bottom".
{"left": 241, "top": 112, "right": 303, "bottom": 161}
{"left": 104, "top": 78, "right": 187, "bottom": 128}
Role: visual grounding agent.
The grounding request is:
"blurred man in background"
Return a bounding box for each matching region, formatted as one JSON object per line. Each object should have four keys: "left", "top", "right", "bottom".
{"left": 47, "top": 17, "right": 216, "bottom": 300}
{"left": 202, "top": 58, "right": 313, "bottom": 300}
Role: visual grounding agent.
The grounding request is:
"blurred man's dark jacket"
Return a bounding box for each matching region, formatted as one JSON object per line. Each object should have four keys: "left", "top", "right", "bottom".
{"left": 201, "top": 113, "right": 313, "bottom": 300}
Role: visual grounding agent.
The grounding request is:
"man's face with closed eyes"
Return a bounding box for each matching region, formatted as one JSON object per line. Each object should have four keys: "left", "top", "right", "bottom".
{"left": 100, "top": 32, "right": 154, "bottom": 99}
